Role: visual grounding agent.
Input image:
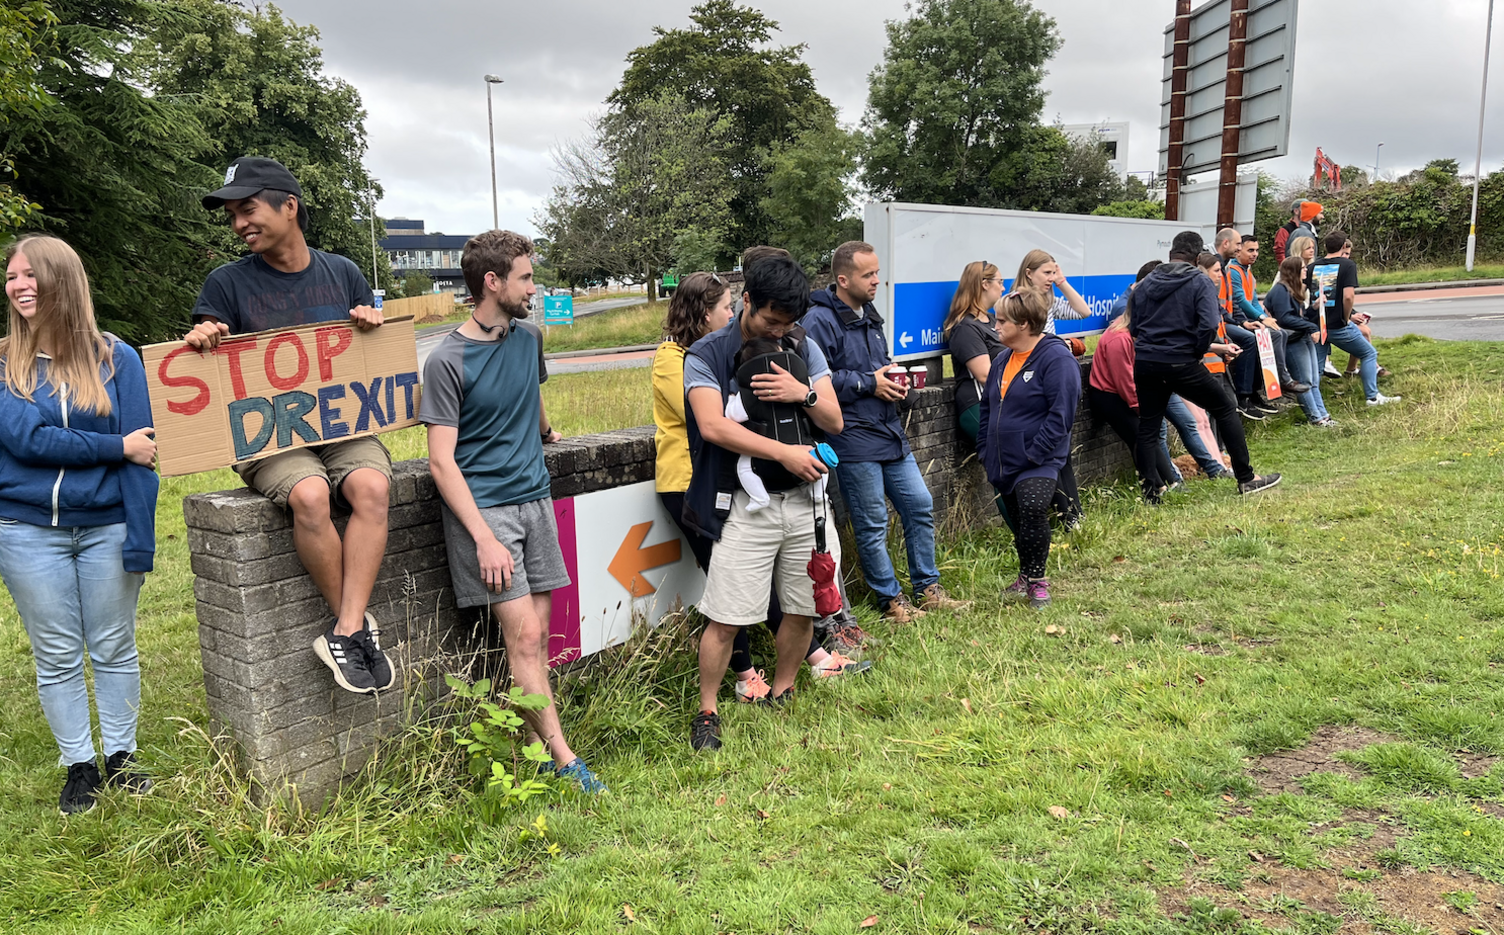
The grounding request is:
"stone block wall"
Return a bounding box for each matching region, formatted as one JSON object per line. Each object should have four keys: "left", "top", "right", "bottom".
{"left": 184, "top": 365, "right": 1133, "bottom": 804}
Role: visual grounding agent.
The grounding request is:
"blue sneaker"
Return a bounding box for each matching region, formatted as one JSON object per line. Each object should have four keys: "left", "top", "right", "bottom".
{"left": 556, "top": 757, "right": 607, "bottom": 794}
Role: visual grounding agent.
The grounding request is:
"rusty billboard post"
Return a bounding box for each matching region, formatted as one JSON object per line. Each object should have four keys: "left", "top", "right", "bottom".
{"left": 1159, "top": 0, "right": 1298, "bottom": 228}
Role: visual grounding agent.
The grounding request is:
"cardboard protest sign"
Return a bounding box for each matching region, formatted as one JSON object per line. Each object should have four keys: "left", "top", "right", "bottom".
{"left": 1254, "top": 327, "right": 1282, "bottom": 399}
{"left": 143, "top": 317, "right": 420, "bottom": 476}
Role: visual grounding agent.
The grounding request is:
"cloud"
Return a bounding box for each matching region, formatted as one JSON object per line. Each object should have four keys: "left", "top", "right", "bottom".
{"left": 269, "top": 0, "right": 1504, "bottom": 236}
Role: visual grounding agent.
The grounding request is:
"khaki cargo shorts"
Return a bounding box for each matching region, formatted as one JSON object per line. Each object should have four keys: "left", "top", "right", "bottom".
{"left": 234, "top": 436, "right": 393, "bottom": 508}
{"left": 696, "top": 488, "right": 840, "bottom": 626}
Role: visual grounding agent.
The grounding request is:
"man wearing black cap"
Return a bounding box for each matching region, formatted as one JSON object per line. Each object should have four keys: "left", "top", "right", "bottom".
{"left": 186, "top": 156, "right": 395, "bottom": 696}
{"left": 1128, "top": 230, "right": 1282, "bottom": 498}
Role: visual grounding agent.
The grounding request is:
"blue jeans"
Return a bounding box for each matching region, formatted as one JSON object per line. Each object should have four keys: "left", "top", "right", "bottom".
{"left": 1284, "top": 335, "right": 1331, "bottom": 422}
{"left": 1163, "top": 394, "right": 1226, "bottom": 477}
{"left": 834, "top": 454, "right": 939, "bottom": 602}
{"left": 1326, "top": 323, "right": 1379, "bottom": 399}
{"left": 0, "top": 522, "right": 143, "bottom": 765}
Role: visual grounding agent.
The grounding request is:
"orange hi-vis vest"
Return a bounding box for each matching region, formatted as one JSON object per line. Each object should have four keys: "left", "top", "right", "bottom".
{"left": 1202, "top": 319, "right": 1228, "bottom": 374}
{"left": 1217, "top": 263, "right": 1234, "bottom": 320}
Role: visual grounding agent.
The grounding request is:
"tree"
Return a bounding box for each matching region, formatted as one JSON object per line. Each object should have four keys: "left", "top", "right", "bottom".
{"left": 399, "top": 271, "right": 433, "bottom": 298}
{"left": 863, "top": 0, "right": 1060, "bottom": 208}
{"left": 141, "top": 0, "right": 391, "bottom": 292}
{"left": 539, "top": 94, "right": 734, "bottom": 300}
{"left": 761, "top": 110, "right": 862, "bottom": 273}
{"left": 609, "top": 0, "right": 834, "bottom": 254}
{"left": 0, "top": 0, "right": 55, "bottom": 231}
{"left": 6, "top": 0, "right": 226, "bottom": 342}
{"left": 1092, "top": 200, "right": 1164, "bottom": 220}
{"left": 992, "top": 126, "right": 1127, "bottom": 215}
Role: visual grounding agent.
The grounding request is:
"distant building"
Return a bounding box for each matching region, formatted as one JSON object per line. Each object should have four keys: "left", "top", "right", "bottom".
{"left": 379, "top": 219, "right": 470, "bottom": 295}
{"left": 1060, "top": 122, "right": 1130, "bottom": 179}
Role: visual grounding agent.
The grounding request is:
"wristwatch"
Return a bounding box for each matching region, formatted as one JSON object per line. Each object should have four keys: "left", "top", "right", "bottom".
{"left": 541, "top": 425, "right": 553, "bottom": 438}
{"left": 802, "top": 389, "right": 818, "bottom": 408}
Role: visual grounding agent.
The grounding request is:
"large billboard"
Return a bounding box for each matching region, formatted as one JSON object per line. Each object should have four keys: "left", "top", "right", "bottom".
{"left": 1158, "top": 0, "right": 1300, "bottom": 178}
{"left": 864, "top": 202, "right": 1214, "bottom": 363}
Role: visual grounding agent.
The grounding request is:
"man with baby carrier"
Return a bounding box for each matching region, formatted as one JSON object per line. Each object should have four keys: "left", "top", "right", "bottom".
{"left": 681, "top": 255, "right": 846, "bottom": 751}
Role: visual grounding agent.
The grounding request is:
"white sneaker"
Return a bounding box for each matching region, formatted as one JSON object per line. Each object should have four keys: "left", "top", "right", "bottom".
{"left": 1367, "top": 393, "right": 1402, "bottom": 406}
{"left": 1323, "top": 362, "right": 1342, "bottom": 377}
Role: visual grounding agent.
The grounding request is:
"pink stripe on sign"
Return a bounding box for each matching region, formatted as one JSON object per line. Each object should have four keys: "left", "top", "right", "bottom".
{"left": 548, "top": 497, "right": 582, "bottom": 666}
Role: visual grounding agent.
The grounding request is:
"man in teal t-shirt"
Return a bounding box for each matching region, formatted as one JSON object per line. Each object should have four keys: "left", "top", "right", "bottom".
{"left": 420, "top": 229, "right": 604, "bottom": 795}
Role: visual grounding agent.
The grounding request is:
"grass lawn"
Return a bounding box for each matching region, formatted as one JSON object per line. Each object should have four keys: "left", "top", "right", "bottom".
{"left": 540, "top": 301, "right": 665, "bottom": 355}
{"left": 6, "top": 336, "right": 1504, "bottom": 933}
{"left": 1361, "top": 263, "right": 1504, "bottom": 287}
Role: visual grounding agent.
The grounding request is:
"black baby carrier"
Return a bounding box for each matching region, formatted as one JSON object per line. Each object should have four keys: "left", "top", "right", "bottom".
{"left": 712, "top": 336, "right": 823, "bottom": 518}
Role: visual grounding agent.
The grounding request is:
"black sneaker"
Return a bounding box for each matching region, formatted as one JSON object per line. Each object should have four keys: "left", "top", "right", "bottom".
{"left": 60, "top": 760, "right": 102, "bottom": 815}
{"left": 313, "top": 625, "right": 377, "bottom": 694}
{"left": 1237, "top": 404, "right": 1266, "bottom": 422}
{"left": 690, "top": 711, "right": 722, "bottom": 751}
{"left": 1238, "top": 473, "right": 1283, "bottom": 496}
{"left": 1253, "top": 399, "right": 1281, "bottom": 414}
{"left": 104, "top": 750, "right": 153, "bottom": 795}
{"left": 772, "top": 687, "right": 796, "bottom": 708}
{"left": 358, "top": 613, "right": 395, "bottom": 691}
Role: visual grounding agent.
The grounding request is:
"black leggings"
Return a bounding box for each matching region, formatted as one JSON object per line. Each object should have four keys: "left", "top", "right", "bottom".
{"left": 658, "top": 492, "right": 820, "bottom": 672}
{"left": 1088, "top": 386, "right": 1176, "bottom": 492}
{"left": 1000, "top": 476, "right": 1055, "bottom": 579}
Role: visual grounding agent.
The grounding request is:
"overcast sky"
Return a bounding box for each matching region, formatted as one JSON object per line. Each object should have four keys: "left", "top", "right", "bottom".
{"left": 265, "top": 0, "right": 1502, "bottom": 237}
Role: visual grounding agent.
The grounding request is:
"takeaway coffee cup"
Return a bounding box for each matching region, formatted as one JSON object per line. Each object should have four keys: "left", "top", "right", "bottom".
{"left": 888, "top": 365, "right": 909, "bottom": 389}
{"left": 910, "top": 367, "right": 928, "bottom": 389}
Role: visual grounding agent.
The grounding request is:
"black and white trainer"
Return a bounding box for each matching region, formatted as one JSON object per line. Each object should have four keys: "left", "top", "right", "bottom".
{"left": 358, "top": 612, "right": 395, "bottom": 692}
{"left": 60, "top": 760, "right": 102, "bottom": 815}
{"left": 313, "top": 625, "right": 377, "bottom": 694}
{"left": 104, "top": 750, "right": 153, "bottom": 795}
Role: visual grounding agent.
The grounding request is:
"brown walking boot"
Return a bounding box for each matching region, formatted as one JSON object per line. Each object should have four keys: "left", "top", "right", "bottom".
{"left": 918, "top": 583, "right": 973, "bottom": 613}
{"left": 881, "top": 593, "right": 927, "bottom": 625}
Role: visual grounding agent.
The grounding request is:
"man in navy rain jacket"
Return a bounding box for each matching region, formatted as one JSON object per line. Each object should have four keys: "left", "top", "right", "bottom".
{"left": 802, "top": 241, "right": 971, "bottom": 624}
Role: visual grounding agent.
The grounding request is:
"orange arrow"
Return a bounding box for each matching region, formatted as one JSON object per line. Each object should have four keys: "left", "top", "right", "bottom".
{"left": 607, "top": 521, "right": 682, "bottom": 597}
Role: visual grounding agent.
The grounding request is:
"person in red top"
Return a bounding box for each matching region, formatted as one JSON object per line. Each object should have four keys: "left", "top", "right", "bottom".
{"left": 1088, "top": 307, "right": 1182, "bottom": 498}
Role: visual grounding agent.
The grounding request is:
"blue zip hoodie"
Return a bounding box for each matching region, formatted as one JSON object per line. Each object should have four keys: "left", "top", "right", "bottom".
{"left": 0, "top": 339, "right": 159, "bottom": 572}
{"left": 976, "top": 335, "right": 1081, "bottom": 494}
{"left": 1128, "top": 261, "right": 1222, "bottom": 364}
{"left": 801, "top": 286, "right": 910, "bottom": 463}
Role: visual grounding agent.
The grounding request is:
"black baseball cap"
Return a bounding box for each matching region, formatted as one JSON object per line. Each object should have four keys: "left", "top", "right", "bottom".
{"left": 203, "top": 157, "right": 308, "bottom": 228}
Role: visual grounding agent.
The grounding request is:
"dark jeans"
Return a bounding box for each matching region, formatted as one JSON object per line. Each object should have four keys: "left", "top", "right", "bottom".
{"left": 1089, "top": 386, "right": 1177, "bottom": 492}
{"left": 1133, "top": 360, "right": 1255, "bottom": 486}
{"left": 659, "top": 491, "right": 819, "bottom": 671}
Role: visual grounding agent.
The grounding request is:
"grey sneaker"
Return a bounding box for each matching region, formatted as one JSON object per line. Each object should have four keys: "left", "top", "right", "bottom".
{"left": 1003, "top": 573, "right": 1029, "bottom": 602}
{"left": 1026, "top": 579, "right": 1052, "bottom": 610}
{"left": 1238, "top": 473, "right": 1283, "bottom": 496}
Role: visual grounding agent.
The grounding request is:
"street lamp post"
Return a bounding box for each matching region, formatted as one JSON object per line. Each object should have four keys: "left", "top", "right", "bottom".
{"left": 484, "top": 74, "right": 504, "bottom": 231}
{"left": 368, "top": 182, "right": 380, "bottom": 293}
{"left": 1374, "top": 142, "right": 1384, "bottom": 179}
{"left": 1468, "top": 0, "right": 1496, "bottom": 272}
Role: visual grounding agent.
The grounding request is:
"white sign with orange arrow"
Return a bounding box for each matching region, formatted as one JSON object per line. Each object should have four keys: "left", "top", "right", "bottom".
{"left": 560, "top": 480, "right": 705, "bottom": 659}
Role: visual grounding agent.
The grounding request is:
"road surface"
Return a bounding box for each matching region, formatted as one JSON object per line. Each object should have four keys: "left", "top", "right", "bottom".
{"left": 1358, "top": 285, "right": 1504, "bottom": 341}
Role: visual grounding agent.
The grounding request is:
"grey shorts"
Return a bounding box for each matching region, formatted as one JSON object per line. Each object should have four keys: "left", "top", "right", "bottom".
{"left": 441, "top": 497, "right": 571, "bottom": 608}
